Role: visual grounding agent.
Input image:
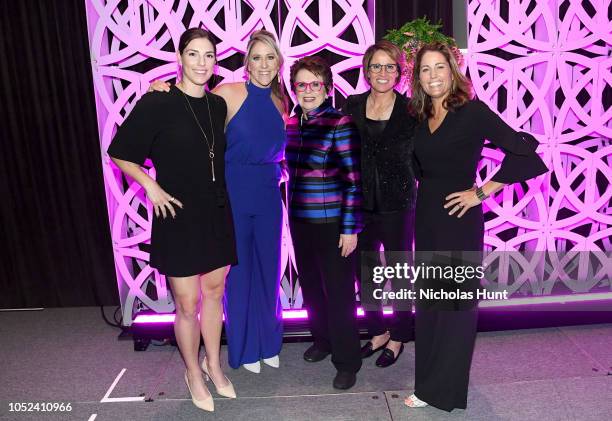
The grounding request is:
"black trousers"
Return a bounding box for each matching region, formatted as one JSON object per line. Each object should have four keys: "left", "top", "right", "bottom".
{"left": 290, "top": 219, "right": 362, "bottom": 373}
{"left": 414, "top": 306, "right": 478, "bottom": 411}
{"left": 413, "top": 257, "right": 480, "bottom": 411}
{"left": 358, "top": 209, "right": 415, "bottom": 342}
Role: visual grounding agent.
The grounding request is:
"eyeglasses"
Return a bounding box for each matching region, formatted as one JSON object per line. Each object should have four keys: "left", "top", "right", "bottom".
{"left": 294, "top": 81, "right": 324, "bottom": 92}
{"left": 368, "top": 63, "right": 399, "bottom": 74}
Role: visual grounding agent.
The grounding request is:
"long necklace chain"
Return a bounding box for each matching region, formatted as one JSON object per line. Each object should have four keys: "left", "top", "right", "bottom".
{"left": 179, "top": 85, "right": 216, "bottom": 182}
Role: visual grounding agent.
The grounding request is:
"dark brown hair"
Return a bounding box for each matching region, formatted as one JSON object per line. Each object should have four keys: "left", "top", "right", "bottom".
{"left": 289, "top": 56, "right": 333, "bottom": 94}
{"left": 410, "top": 42, "right": 472, "bottom": 121}
{"left": 244, "top": 29, "right": 288, "bottom": 113}
{"left": 178, "top": 28, "right": 216, "bottom": 56}
{"left": 362, "top": 40, "right": 406, "bottom": 86}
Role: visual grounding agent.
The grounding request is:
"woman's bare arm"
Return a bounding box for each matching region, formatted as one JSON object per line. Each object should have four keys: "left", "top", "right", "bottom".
{"left": 111, "top": 157, "right": 183, "bottom": 218}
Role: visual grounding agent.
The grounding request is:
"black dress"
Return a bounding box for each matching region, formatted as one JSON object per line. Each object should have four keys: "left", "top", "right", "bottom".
{"left": 108, "top": 86, "right": 237, "bottom": 277}
{"left": 412, "top": 100, "right": 548, "bottom": 411}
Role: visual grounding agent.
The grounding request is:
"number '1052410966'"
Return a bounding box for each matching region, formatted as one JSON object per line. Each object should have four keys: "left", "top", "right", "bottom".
{"left": 8, "top": 402, "right": 72, "bottom": 412}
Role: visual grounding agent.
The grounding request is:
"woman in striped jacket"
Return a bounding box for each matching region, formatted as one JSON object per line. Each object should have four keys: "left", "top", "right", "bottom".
{"left": 285, "top": 56, "right": 363, "bottom": 390}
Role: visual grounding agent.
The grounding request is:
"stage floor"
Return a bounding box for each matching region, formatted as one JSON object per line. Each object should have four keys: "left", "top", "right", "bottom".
{"left": 1, "top": 307, "right": 611, "bottom": 420}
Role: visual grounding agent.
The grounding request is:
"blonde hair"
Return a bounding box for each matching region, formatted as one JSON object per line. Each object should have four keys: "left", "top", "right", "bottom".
{"left": 244, "top": 29, "right": 288, "bottom": 113}
{"left": 410, "top": 42, "right": 472, "bottom": 121}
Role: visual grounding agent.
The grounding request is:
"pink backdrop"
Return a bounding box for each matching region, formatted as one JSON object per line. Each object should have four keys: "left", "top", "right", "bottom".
{"left": 84, "top": 1, "right": 611, "bottom": 325}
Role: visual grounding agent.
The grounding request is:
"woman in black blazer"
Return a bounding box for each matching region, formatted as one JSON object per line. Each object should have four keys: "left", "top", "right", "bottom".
{"left": 343, "top": 40, "right": 418, "bottom": 368}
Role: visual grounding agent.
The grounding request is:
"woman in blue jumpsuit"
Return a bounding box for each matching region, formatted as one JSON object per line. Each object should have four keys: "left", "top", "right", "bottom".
{"left": 215, "top": 30, "right": 287, "bottom": 372}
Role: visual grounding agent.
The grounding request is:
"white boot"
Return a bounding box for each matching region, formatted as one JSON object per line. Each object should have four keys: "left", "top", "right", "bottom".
{"left": 242, "top": 361, "right": 261, "bottom": 373}
{"left": 263, "top": 355, "right": 280, "bottom": 368}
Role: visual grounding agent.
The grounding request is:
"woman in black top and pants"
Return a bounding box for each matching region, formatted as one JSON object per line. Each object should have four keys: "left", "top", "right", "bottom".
{"left": 405, "top": 42, "right": 547, "bottom": 411}
{"left": 343, "top": 40, "right": 418, "bottom": 367}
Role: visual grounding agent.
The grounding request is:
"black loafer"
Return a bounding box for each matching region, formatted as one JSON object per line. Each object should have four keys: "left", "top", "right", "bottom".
{"left": 360, "top": 339, "right": 389, "bottom": 359}
{"left": 375, "top": 343, "right": 404, "bottom": 367}
{"left": 333, "top": 371, "right": 357, "bottom": 390}
{"left": 303, "top": 344, "right": 330, "bottom": 362}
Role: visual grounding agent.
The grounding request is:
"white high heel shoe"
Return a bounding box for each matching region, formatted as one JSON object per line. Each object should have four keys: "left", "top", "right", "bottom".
{"left": 242, "top": 361, "right": 261, "bottom": 373}
{"left": 201, "top": 357, "right": 237, "bottom": 399}
{"left": 263, "top": 355, "right": 280, "bottom": 368}
{"left": 184, "top": 371, "right": 214, "bottom": 412}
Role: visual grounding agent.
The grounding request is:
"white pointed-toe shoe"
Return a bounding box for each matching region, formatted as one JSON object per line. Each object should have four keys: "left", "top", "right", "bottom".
{"left": 242, "top": 361, "right": 261, "bottom": 373}
{"left": 263, "top": 355, "right": 280, "bottom": 368}
{"left": 201, "top": 357, "right": 237, "bottom": 399}
{"left": 184, "top": 371, "right": 214, "bottom": 412}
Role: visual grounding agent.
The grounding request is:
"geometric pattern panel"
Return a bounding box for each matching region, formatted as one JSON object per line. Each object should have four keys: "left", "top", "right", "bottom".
{"left": 85, "top": 0, "right": 375, "bottom": 324}
{"left": 85, "top": 1, "right": 610, "bottom": 324}
{"left": 467, "top": 0, "right": 611, "bottom": 295}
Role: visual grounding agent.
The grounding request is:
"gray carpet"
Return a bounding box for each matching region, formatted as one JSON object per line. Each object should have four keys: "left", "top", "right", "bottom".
{"left": 0, "top": 307, "right": 610, "bottom": 420}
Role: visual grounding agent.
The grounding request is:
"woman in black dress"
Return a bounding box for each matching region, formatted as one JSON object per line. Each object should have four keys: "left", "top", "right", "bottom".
{"left": 404, "top": 42, "right": 547, "bottom": 411}
{"left": 108, "top": 29, "right": 237, "bottom": 412}
{"left": 343, "top": 40, "right": 417, "bottom": 368}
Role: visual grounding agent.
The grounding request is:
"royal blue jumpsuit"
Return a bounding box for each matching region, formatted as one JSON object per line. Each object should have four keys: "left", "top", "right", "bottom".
{"left": 223, "top": 82, "right": 286, "bottom": 368}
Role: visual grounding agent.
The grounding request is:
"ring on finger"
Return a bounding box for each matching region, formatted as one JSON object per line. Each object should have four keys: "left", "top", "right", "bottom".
{"left": 169, "top": 197, "right": 175, "bottom": 203}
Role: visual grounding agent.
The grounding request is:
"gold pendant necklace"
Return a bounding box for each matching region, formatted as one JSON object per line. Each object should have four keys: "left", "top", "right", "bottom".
{"left": 179, "top": 85, "right": 216, "bottom": 182}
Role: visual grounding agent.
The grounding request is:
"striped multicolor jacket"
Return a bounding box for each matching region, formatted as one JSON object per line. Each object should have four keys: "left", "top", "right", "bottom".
{"left": 286, "top": 98, "right": 363, "bottom": 234}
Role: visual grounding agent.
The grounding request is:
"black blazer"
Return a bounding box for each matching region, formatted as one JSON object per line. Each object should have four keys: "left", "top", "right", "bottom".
{"left": 343, "top": 91, "right": 418, "bottom": 212}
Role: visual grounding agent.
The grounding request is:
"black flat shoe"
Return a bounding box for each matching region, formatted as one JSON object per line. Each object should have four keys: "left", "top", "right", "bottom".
{"left": 303, "top": 344, "right": 330, "bottom": 362}
{"left": 360, "top": 339, "right": 389, "bottom": 359}
{"left": 375, "top": 343, "right": 404, "bottom": 367}
{"left": 333, "top": 371, "right": 357, "bottom": 390}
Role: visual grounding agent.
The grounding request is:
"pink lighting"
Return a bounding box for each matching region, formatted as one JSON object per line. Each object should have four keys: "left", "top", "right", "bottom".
{"left": 132, "top": 293, "right": 612, "bottom": 325}
{"left": 85, "top": 1, "right": 611, "bottom": 326}
{"left": 85, "top": 0, "right": 376, "bottom": 326}
{"left": 133, "top": 314, "right": 176, "bottom": 323}
{"left": 133, "top": 307, "right": 395, "bottom": 324}
{"left": 281, "top": 309, "right": 309, "bottom": 320}
{"left": 478, "top": 292, "right": 612, "bottom": 308}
